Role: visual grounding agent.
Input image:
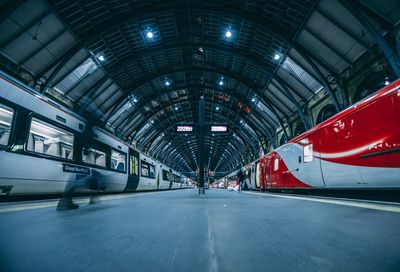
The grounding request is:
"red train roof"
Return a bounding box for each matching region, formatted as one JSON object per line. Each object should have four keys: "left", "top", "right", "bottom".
{"left": 290, "top": 79, "right": 400, "bottom": 143}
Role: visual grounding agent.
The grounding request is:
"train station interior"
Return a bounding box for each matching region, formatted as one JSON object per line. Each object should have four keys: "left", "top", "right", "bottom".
{"left": 1, "top": 0, "right": 400, "bottom": 271}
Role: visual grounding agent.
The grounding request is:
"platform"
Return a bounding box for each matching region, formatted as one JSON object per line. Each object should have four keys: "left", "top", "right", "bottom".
{"left": 1, "top": 189, "right": 400, "bottom": 272}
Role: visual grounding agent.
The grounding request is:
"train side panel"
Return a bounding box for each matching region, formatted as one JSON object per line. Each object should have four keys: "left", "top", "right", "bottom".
{"left": 317, "top": 85, "right": 400, "bottom": 188}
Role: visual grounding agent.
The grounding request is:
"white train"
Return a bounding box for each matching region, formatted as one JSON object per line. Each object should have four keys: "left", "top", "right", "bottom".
{"left": 0, "top": 72, "right": 189, "bottom": 196}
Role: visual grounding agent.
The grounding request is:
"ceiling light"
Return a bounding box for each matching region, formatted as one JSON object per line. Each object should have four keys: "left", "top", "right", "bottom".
{"left": 146, "top": 31, "right": 153, "bottom": 39}
{"left": 384, "top": 80, "right": 390, "bottom": 86}
{"left": 98, "top": 55, "right": 105, "bottom": 61}
{"left": 251, "top": 97, "right": 256, "bottom": 102}
{"left": 216, "top": 106, "right": 220, "bottom": 110}
{"left": 133, "top": 98, "right": 138, "bottom": 103}
{"left": 150, "top": 120, "right": 154, "bottom": 124}
{"left": 165, "top": 80, "right": 170, "bottom": 86}
{"left": 225, "top": 30, "right": 232, "bottom": 38}
{"left": 174, "top": 106, "right": 178, "bottom": 111}
{"left": 274, "top": 54, "right": 281, "bottom": 60}
{"left": 240, "top": 119, "right": 243, "bottom": 124}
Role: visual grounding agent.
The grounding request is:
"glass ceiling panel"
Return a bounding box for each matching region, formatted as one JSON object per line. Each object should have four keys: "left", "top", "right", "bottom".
{"left": 282, "top": 56, "right": 323, "bottom": 94}
{"left": 54, "top": 57, "right": 98, "bottom": 94}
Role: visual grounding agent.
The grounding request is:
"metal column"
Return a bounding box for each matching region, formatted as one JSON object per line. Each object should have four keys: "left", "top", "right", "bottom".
{"left": 198, "top": 96, "right": 205, "bottom": 194}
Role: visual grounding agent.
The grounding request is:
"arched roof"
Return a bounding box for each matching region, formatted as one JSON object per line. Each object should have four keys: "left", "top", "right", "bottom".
{"left": 1, "top": 0, "right": 399, "bottom": 174}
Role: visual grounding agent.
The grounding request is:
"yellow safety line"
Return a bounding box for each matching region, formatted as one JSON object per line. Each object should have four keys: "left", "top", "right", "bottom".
{"left": 245, "top": 191, "right": 400, "bottom": 213}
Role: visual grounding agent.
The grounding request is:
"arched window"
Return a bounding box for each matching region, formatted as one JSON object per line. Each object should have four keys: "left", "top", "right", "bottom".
{"left": 316, "top": 104, "right": 336, "bottom": 124}
{"left": 353, "top": 71, "right": 396, "bottom": 103}
{"left": 293, "top": 124, "right": 306, "bottom": 137}
{"left": 279, "top": 134, "right": 287, "bottom": 146}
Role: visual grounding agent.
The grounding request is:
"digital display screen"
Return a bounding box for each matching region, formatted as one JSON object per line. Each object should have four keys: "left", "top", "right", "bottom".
{"left": 176, "top": 125, "right": 194, "bottom": 132}
{"left": 210, "top": 125, "right": 228, "bottom": 132}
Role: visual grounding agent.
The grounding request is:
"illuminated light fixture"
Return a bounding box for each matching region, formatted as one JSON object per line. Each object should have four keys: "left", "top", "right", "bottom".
{"left": 150, "top": 120, "right": 154, "bottom": 124}
{"left": 215, "top": 106, "right": 220, "bottom": 110}
{"left": 133, "top": 98, "right": 138, "bottom": 103}
{"left": 218, "top": 78, "right": 224, "bottom": 86}
{"left": 384, "top": 80, "right": 390, "bottom": 86}
{"left": 274, "top": 54, "right": 281, "bottom": 60}
{"left": 240, "top": 119, "right": 244, "bottom": 124}
{"left": 225, "top": 30, "right": 232, "bottom": 38}
{"left": 146, "top": 31, "right": 154, "bottom": 39}
{"left": 174, "top": 106, "right": 178, "bottom": 111}
{"left": 98, "top": 55, "right": 105, "bottom": 61}
{"left": 165, "top": 80, "right": 170, "bottom": 86}
{"left": 251, "top": 97, "right": 256, "bottom": 102}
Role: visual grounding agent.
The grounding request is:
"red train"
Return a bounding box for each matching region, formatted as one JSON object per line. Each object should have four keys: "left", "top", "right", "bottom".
{"left": 225, "top": 80, "right": 400, "bottom": 190}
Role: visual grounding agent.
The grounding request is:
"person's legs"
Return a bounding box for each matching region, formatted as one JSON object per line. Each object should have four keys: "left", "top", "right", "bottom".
{"left": 57, "top": 181, "right": 79, "bottom": 210}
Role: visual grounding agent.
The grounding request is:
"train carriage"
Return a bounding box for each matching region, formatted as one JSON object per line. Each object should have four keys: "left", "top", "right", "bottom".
{"left": 0, "top": 72, "right": 187, "bottom": 196}
{"left": 225, "top": 79, "right": 400, "bottom": 190}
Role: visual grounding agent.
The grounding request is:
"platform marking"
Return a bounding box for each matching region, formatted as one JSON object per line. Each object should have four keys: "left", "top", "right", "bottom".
{"left": 245, "top": 191, "right": 400, "bottom": 213}
{"left": 0, "top": 190, "right": 184, "bottom": 213}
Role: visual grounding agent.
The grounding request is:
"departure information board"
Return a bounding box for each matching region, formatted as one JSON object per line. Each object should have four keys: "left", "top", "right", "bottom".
{"left": 210, "top": 125, "right": 228, "bottom": 132}
{"left": 176, "top": 125, "right": 194, "bottom": 132}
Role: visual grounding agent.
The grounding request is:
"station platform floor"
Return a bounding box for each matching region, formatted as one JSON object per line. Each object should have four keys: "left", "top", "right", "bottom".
{"left": 1, "top": 189, "right": 400, "bottom": 272}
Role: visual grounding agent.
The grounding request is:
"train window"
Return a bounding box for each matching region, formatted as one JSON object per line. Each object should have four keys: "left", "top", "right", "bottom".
{"left": 303, "top": 144, "right": 313, "bottom": 163}
{"left": 111, "top": 150, "right": 126, "bottom": 172}
{"left": 163, "top": 170, "right": 172, "bottom": 181}
{"left": 149, "top": 165, "right": 156, "bottom": 179}
{"left": 0, "top": 104, "right": 14, "bottom": 146}
{"left": 82, "top": 148, "right": 106, "bottom": 167}
{"left": 27, "top": 117, "right": 74, "bottom": 159}
{"left": 141, "top": 160, "right": 150, "bottom": 177}
{"left": 274, "top": 158, "right": 279, "bottom": 171}
{"left": 130, "top": 155, "right": 139, "bottom": 175}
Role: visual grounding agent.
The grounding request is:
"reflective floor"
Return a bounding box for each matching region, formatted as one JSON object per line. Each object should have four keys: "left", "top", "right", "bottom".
{"left": 1, "top": 189, "right": 400, "bottom": 272}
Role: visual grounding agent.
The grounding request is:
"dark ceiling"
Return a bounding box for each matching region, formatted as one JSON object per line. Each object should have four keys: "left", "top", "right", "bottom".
{"left": 1, "top": 0, "right": 399, "bottom": 174}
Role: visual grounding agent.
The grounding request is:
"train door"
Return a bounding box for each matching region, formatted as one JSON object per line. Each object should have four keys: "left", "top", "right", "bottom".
{"left": 125, "top": 149, "right": 140, "bottom": 191}
{"left": 264, "top": 156, "right": 273, "bottom": 188}
{"left": 250, "top": 164, "right": 256, "bottom": 190}
{"left": 255, "top": 161, "right": 261, "bottom": 190}
{"left": 258, "top": 157, "right": 267, "bottom": 190}
{"left": 319, "top": 121, "right": 363, "bottom": 188}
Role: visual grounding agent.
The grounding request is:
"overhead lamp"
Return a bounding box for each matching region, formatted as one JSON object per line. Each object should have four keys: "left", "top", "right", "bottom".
{"left": 240, "top": 119, "right": 244, "bottom": 124}
{"left": 165, "top": 80, "right": 170, "bottom": 86}
{"left": 150, "top": 120, "right": 154, "bottom": 124}
{"left": 146, "top": 31, "right": 154, "bottom": 39}
{"left": 98, "top": 55, "right": 105, "bottom": 61}
{"left": 384, "top": 80, "right": 390, "bottom": 86}
{"left": 215, "top": 106, "right": 220, "bottom": 110}
{"left": 251, "top": 97, "right": 256, "bottom": 102}
{"left": 274, "top": 54, "right": 281, "bottom": 60}
{"left": 225, "top": 30, "right": 232, "bottom": 38}
{"left": 174, "top": 106, "right": 178, "bottom": 111}
{"left": 133, "top": 97, "right": 138, "bottom": 103}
